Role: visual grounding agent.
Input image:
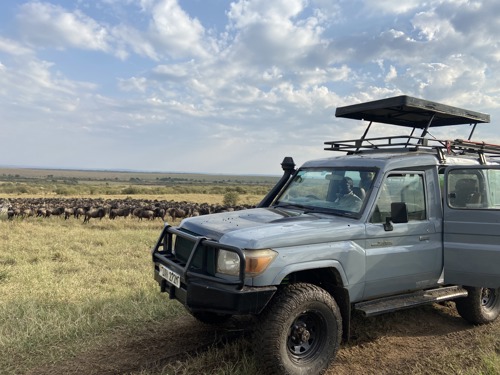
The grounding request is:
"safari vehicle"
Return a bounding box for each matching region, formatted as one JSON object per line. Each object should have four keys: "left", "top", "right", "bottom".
{"left": 151, "top": 95, "right": 500, "bottom": 375}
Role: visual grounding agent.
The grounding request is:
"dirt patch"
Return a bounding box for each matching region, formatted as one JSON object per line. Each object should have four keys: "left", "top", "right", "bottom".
{"left": 331, "top": 303, "right": 478, "bottom": 375}
{"left": 24, "top": 315, "right": 246, "bottom": 375}
{"left": 25, "top": 302, "right": 499, "bottom": 375}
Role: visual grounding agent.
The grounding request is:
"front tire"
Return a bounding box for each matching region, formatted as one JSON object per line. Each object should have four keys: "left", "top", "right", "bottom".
{"left": 255, "top": 283, "right": 342, "bottom": 375}
{"left": 455, "top": 287, "right": 500, "bottom": 324}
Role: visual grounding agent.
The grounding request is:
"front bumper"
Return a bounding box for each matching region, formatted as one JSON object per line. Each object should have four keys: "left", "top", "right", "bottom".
{"left": 152, "top": 224, "right": 277, "bottom": 315}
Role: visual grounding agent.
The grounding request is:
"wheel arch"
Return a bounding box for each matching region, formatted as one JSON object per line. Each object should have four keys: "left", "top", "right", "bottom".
{"left": 274, "top": 264, "right": 351, "bottom": 342}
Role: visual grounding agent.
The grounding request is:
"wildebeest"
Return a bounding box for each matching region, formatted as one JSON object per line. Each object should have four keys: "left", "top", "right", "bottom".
{"left": 133, "top": 208, "right": 154, "bottom": 221}
{"left": 153, "top": 207, "right": 166, "bottom": 220}
{"left": 109, "top": 207, "right": 130, "bottom": 219}
{"left": 64, "top": 207, "right": 75, "bottom": 220}
{"left": 20, "top": 207, "right": 34, "bottom": 218}
{"left": 36, "top": 208, "right": 50, "bottom": 217}
{"left": 0, "top": 197, "right": 253, "bottom": 223}
{"left": 83, "top": 207, "right": 106, "bottom": 223}
{"left": 51, "top": 207, "right": 65, "bottom": 217}
{"left": 167, "top": 207, "right": 187, "bottom": 222}
{"left": 7, "top": 207, "right": 18, "bottom": 220}
{"left": 74, "top": 207, "right": 86, "bottom": 219}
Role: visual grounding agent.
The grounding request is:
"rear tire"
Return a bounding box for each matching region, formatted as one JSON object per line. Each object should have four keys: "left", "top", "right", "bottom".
{"left": 254, "top": 283, "right": 342, "bottom": 375}
{"left": 455, "top": 287, "right": 500, "bottom": 324}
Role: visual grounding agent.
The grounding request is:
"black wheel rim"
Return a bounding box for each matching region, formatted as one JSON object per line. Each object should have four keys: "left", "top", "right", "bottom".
{"left": 287, "top": 310, "right": 327, "bottom": 363}
{"left": 481, "top": 288, "right": 498, "bottom": 310}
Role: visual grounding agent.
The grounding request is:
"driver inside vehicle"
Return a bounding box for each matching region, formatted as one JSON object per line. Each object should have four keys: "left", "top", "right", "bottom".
{"left": 332, "top": 177, "right": 362, "bottom": 211}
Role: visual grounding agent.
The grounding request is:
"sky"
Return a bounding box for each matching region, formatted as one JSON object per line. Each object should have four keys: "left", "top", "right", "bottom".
{"left": 2, "top": 0, "right": 500, "bottom": 175}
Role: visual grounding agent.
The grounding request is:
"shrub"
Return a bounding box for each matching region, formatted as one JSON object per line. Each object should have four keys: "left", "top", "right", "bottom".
{"left": 121, "top": 186, "right": 141, "bottom": 195}
{"left": 223, "top": 191, "right": 239, "bottom": 206}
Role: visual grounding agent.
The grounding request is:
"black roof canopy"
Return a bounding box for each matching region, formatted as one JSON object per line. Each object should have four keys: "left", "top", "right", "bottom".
{"left": 335, "top": 95, "right": 490, "bottom": 128}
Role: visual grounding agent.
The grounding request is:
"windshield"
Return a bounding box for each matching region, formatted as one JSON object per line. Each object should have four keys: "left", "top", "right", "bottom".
{"left": 273, "top": 167, "right": 377, "bottom": 217}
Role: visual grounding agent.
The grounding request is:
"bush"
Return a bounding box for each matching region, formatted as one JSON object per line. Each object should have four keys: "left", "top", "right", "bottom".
{"left": 223, "top": 191, "right": 239, "bottom": 206}
{"left": 121, "top": 186, "right": 141, "bottom": 195}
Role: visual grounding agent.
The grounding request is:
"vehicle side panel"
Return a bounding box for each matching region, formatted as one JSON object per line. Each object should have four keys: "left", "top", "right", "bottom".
{"left": 444, "top": 166, "right": 500, "bottom": 288}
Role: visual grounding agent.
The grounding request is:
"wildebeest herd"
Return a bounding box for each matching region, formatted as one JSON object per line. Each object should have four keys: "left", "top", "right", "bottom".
{"left": 0, "top": 197, "right": 253, "bottom": 223}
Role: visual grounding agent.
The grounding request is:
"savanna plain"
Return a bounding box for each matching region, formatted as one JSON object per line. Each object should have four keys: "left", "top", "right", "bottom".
{"left": 0, "top": 168, "right": 499, "bottom": 375}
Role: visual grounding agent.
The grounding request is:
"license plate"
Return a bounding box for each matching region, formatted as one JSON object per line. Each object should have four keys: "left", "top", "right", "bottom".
{"left": 158, "top": 264, "right": 181, "bottom": 288}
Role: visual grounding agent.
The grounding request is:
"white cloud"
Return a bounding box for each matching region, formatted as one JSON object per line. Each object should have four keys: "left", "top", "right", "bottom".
{"left": 111, "top": 24, "right": 158, "bottom": 60}
{"left": 0, "top": 37, "right": 33, "bottom": 56}
{"left": 147, "top": 0, "right": 211, "bottom": 59}
{"left": 227, "top": 0, "right": 308, "bottom": 28}
{"left": 363, "top": 0, "right": 434, "bottom": 14}
{"left": 118, "top": 76, "right": 148, "bottom": 92}
{"left": 226, "top": 0, "right": 326, "bottom": 68}
{"left": 17, "top": 2, "right": 111, "bottom": 52}
{"left": 385, "top": 65, "right": 397, "bottom": 81}
{"left": 412, "top": 10, "right": 456, "bottom": 41}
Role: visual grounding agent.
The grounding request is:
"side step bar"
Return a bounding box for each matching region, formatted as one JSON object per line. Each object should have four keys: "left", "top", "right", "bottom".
{"left": 354, "top": 285, "right": 468, "bottom": 317}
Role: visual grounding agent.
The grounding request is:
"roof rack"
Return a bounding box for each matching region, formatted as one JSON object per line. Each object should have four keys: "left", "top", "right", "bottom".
{"left": 325, "top": 136, "right": 500, "bottom": 158}
{"left": 326, "top": 95, "right": 496, "bottom": 163}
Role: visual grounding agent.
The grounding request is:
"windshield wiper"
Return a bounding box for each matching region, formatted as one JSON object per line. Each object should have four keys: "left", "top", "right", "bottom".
{"left": 304, "top": 207, "right": 358, "bottom": 218}
{"left": 273, "top": 203, "right": 309, "bottom": 210}
{"left": 303, "top": 207, "right": 335, "bottom": 215}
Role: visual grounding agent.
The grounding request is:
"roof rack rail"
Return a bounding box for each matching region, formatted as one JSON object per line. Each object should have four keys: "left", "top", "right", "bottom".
{"left": 324, "top": 136, "right": 500, "bottom": 163}
{"left": 324, "top": 135, "right": 444, "bottom": 153}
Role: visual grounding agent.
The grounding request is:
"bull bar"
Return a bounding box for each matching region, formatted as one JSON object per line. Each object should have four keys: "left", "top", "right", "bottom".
{"left": 151, "top": 224, "right": 276, "bottom": 315}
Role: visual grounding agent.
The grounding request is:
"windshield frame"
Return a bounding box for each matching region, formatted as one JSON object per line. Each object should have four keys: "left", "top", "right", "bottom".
{"left": 272, "top": 166, "right": 378, "bottom": 219}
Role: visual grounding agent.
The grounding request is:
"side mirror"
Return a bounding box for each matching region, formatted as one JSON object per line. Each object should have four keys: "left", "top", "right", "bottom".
{"left": 383, "top": 202, "right": 408, "bottom": 231}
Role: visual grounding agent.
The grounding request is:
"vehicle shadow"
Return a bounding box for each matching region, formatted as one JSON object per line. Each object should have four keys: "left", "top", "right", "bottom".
{"left": 25, "top": 314, "right": 253, "bottom": 375}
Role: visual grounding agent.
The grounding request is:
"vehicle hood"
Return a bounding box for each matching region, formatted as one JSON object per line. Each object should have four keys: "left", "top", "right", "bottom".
{"left": 179, "top": 207, "right": 363, "bottom": 249}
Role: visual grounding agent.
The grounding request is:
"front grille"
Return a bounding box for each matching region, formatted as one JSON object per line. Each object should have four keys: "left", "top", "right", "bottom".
{"left": 174, "top": 233, "right": 216, "bottom": 276}
{"left": 174, "top": 235, "right": 217, "bottom": 276}
{"left": 174, "top": 235, "right": 194, "bottom": 263}
{"left": 152, "top": 224, "right": 246, "bottom": 289}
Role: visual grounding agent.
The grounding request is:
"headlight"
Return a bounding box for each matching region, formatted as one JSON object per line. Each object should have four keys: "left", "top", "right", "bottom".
{"left": 217, "top": 249, "right": 241, "bottom": 276}
{"left": 217, "top": 249, "right": 278, "bottom": 277}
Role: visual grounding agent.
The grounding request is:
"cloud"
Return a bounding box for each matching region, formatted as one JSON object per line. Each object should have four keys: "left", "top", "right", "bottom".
{"left": 226, "top": 0, "right": 327, "bottom": 69}
{"left": 147, "top": 0, "right": 211, "bottom": 59}
{"left": 363, "top": 0, "right": 433, "bottom": 14}
{"left": 385, "top": 65, "right": 397, "bottom": 81}
{"left": 17, "top": 2, "right": 111, "bottom": 52}
{"left": 110, "top": 24, "right": 158, "bottom": 60}
{"left": 0, "top": 37, "right": 33, "bottom": 56}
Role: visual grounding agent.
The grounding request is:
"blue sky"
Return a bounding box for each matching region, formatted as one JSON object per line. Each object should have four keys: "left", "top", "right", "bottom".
{"left": 1, "top": 0, "right": 500, "bottom": 174}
